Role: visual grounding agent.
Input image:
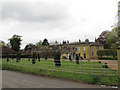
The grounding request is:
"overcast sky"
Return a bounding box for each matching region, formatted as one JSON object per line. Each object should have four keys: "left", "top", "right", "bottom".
{"left": 0, "top": 0, "right": 118, "bottom": 49}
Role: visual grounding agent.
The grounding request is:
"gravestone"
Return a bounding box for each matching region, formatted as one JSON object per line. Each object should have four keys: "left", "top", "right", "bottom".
{"left": 76, "top": 54, "right": 79, "bottom": 64}
{"left": 54, "top": 51, "right": 61, "bottom": 67}
{"left": 38, "top": 54, "right": 40, "bottom": 62}
{"left": 69, "top": 55, "right": 72, "bottom": 62}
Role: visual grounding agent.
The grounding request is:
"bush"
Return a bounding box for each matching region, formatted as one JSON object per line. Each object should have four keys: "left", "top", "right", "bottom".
{"left": 97, "top": 49, "right": 117, "bottom": 58}
{"left": 98, "top": 57, "right": 117, "bottom": 60}
{"left": 80, "top": 56, "right": 83, "bottom": 60}
{"left": 98, "top": 61, "right": 101, "bottom": 63}
{"left": 102, "top": 63, "right": 108, "bottom": 68}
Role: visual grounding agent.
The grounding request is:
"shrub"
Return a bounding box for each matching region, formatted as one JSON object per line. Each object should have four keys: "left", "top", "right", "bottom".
{"left": 98, "top": 61, "right": 101, "bottom": 63}
{"left": 102, "top": 63, "right": 108, "bottom": 68}
{"left": 97, "top": 49, "right": 117, "bottom": 58}
{"left": 98, "top": 57, "right": 117, "bottom": 60}
{"left": 80, "top": 56, "right": 83, "bottom": 60}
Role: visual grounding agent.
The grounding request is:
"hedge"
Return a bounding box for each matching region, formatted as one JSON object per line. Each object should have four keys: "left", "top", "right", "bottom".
{"left": 97, "top": 49, "right": 117, "bottom": 58}
{"left": 98, "top": 57, "right": 117, "bottom": 60}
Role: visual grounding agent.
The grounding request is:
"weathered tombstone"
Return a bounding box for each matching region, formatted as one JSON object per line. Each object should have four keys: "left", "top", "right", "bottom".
{"left": 69, "top": 55, "right": 72, "bottom": 62}
{"left": 32, "top": 52, "right": 36, "bottom": 64}
{"left": 28, "top": 55, "right": 30, "bottom": 61}
{"left": 45, "top": 55, "right": 47, "bottom": 61}
{"left": 54, "top": 51, "right": 61, "bottom": 67}
{"left": 7, "top": 54, "right": 9, "bottom": 62}
{"left": 38, "top": 54, "right": 40, "bottom": 62}
{"left": 11, "top": 54, "right": 14, "bottom": 60}
{"left": 102, "top": 63, "right": 108, "bottom": 68}
{"left": 76, "top": 54, "right": 79, "bottom": 64}
{"left": 16, "top": 52, "right": 20, "bottom": 62}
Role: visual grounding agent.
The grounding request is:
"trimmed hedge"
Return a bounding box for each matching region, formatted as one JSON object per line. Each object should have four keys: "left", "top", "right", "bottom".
{"left": 97, "top": 49, "right": 117, "bottom": 60}
{"left": 98, "top": 57, "right": 117, "bottom": 60}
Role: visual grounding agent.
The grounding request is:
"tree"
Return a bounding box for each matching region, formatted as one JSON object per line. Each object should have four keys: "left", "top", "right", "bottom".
{"left": 85, "top": 38, "right": 89, "bottom": 43}
{"left": 106, "top": 27, "right": 119, "bottom": 49}
{"left": 42, "top": 38, "right": 49, "bottom": 46}
{"left": 0, "top": 40, "right": 5, "bottom": 46}
{"left": 8, "top": 34, "right": 22, "bottom": 51}
{"left": 97, "top": 30, "right": 109, "bottom": 49}
{"left": 24, "top": 43, "right": 34, "bottom": 52}
{"left": 36, "top": 40, "right": 42, "bottom": 47}
{"left": 6, "top": 42, "right": 11, "bottom": 48}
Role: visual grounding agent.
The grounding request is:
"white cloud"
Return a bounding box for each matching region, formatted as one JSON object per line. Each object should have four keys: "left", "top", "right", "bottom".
{"left": 1, "top": 0, "right": 118, "bottom": 49}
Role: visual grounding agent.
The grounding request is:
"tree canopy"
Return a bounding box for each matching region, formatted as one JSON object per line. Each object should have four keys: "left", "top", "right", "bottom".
{"left": 0, "top": 40, "right": 5, "bottom": 46}
{"left": 97, "top": 30, "right": 109, "bottom": 49}
{"left": 36, "top": 40, "right": 42, "bottom": 47}
{"left": 106, "top": 27, "right": 119, "bottom": 49}
{"left": 24, "top": 43, "right": 34, "bottom": 51}
{"left": 42, "top": 38, "right": 49, "bottom": 46}
{"left": 8, "top": 34, "right": 22, "bottom": 51}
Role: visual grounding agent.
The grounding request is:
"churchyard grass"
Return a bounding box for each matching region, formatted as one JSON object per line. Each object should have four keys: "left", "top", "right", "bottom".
{"left": 1, "top": 58, "right": 118, "bottom": 86}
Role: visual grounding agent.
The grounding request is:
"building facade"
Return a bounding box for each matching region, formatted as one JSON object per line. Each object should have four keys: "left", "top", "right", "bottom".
{"left": 59, "top": 42, "right": 103, "bottom": 59}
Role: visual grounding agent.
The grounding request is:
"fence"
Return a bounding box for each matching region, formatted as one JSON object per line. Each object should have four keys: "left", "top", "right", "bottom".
{"left": 2, "top": 58, "right": 118, "bottom": 76}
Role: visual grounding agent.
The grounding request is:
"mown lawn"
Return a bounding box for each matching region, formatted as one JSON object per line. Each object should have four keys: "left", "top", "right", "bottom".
{"left": 1, "top": 58, "right": 119, "bottom": 86}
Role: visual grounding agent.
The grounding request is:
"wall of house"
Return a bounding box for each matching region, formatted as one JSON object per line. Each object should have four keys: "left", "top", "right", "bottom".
{"left": 90, "top": 45, "right": 103, "bottom": 59}
{"left": 60, "top": 44, "right": 103, "bottom": 60}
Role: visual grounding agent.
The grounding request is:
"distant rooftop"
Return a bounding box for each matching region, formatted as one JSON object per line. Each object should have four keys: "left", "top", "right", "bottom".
{"left": 52, "top": 42, "right": 103, "bottom": 46}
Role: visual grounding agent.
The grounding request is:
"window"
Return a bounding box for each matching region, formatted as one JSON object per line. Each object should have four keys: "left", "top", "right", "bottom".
{"left": 67, "top": 54, "right": 69, "bottom": 58}
{"left": 96, "top": 46, "right": 99, "bottom": 50}
{"left": 92, "top": 52, "right": 94, "bottom": 56}
{"left": 83, "top": 46, "right": 86, "bottom": 50}
{"left": 72, "top": 47, "right": 74, "bottom": 50}
{"left": 98, "top": 46, "right": 99, "bottom": 49}
{"left": 83, "top": 53, "right": 86, "bottom": 59}
{"left": 91, "top": 47, "right": 94, "bottom": 51}
{"left": 78, "top": 47, "right": 80, "bottom": 51}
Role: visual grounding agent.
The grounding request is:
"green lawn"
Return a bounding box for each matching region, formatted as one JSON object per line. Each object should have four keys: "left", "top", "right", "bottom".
{"left": 1, "top": 58, "right": 119, "bottom": 86}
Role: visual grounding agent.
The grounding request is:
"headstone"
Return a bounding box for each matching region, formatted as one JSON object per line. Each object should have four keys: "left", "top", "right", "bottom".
{"left": 76, "top": 54, "right": 79, "bottom": 64}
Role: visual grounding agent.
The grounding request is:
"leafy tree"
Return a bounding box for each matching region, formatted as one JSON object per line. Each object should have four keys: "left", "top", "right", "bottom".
{"left": 97, "top": 30, "right": 109, "bottom": 49}
{"left": 24, "top": 43, "right": 34, "bottom": 51}
{"left": 106, "top": 27, "right": 119, "bottom": 49}
{"left": 36, "top": 40, "right": 42, "bottom": 47}
{"left": 42, "top": 38, "right": 49, "bottom": 46}
{"left": 85, "top": 38, "right": 89, "bottom": 43}
{"left": 97, "top": 49, "right": 117, "bottom": 58}
{"left": 0, "top": 40, "right": 5, "bottom": 46}
{"left": 79, "top": 39, "right": 81, "bottom": 42}
{"left": 8, "top": 34, "right": 22, "bottom": 51}
{"left": 97, "top": 50, "right": 103, "bottom": 57}
{"left": 6, "top": 42, "right": 11, "bottom": 48}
